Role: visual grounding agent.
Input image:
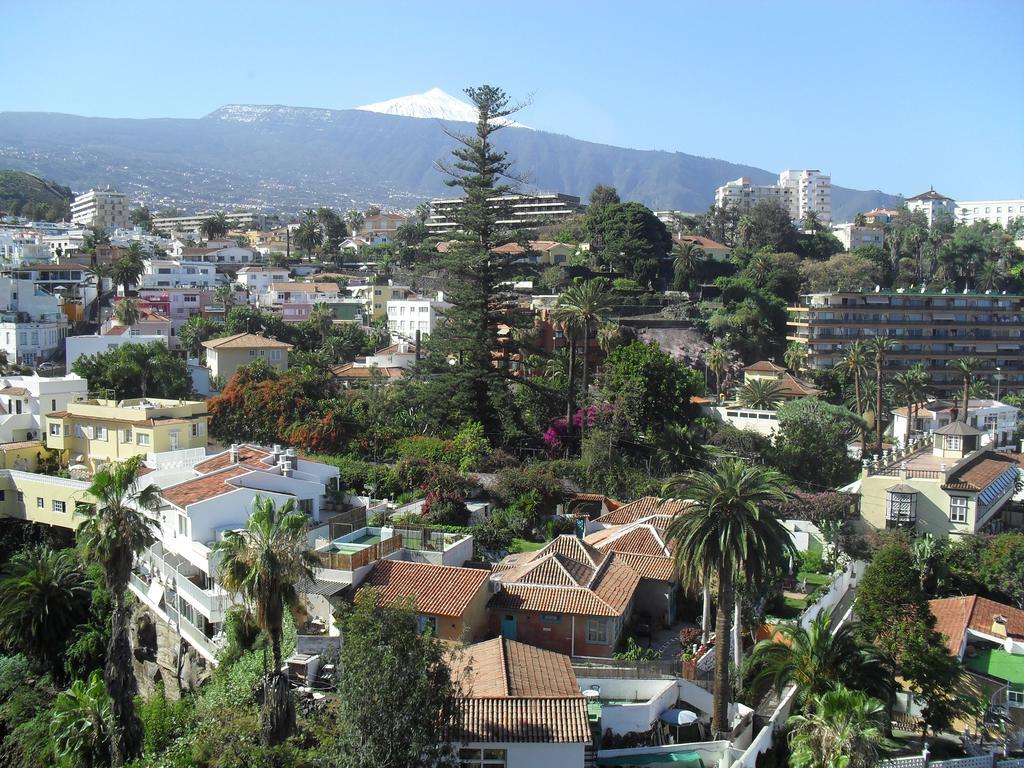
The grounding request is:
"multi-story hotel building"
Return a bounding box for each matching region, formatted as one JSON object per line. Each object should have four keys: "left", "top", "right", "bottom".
{"left": 715, "top": 170, "right": 832, "bottom": 223}
{"left": 70, "top": 188, "right": 130, "bottom": 231}
{"left": 787, "top": 290, "right": 1024, "bottom": 396}
{"left": 151, "top": 211, "right": 272, "bottom": 237}
{"left": 426, "top": 192, "right": 583, "bottom": 235}
{"left": 955, "top": 199, "right": 1024, "bottom": 230}
{"left": 905, "top": 189, "right": 957, "bottom": 226}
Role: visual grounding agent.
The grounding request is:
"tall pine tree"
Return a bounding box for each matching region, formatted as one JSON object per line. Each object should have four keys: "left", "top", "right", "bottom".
{"left": 413, "top": 85, "right": 528, "bottom": 440}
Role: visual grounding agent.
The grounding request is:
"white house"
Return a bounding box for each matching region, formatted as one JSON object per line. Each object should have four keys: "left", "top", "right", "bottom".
{"left": 831, "top": 223, "right": 884, "bottom": 251}
{"left": 0, "top": 278, "right": 68, "bottom": 367}
{"left": 450, "top": 637, "right": 591, "bottom": 768}
{"left": 892, "top": 399, "right": 1018, "bottom": 448}
{"left": 386, "top": 293, "right": 450, "bottom": 344}
{"left": 140, "top": 259, "right": 219, "bottom": 290}
{"left": 234, "top": 266, "right": 290, "bottom": 300}
{"left": 128, "top": 444, "right": 340, "bottom": 662}
{"left": 906, "top": 189, "right": 957, "bottom": 225}
{"left": 0, "top": 373, "right": 88, "bottom": 443}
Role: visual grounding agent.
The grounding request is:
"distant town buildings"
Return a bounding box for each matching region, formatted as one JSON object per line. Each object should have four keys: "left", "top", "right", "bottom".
{"left": 905, "top": 188, "right": 957, "bottom": 225}
{"left": 151, "top": 211, "right": 273, "bottom": 237}
{"left": 70, "top": 187, "right": 130, "bottom": 231}
{"left": 788, "top": 290, "right": 1024, "bottom": 397}
{"left": 0, "top": 278, "right": 68, "bottom": 366}
{"left": 427, "top": 192, "right": 583, "bottom": 235}
{"left": 955, "top": 199, "right": 1024, "bottom": 230}
{"left": 386, "top": 293, "right": 450, "bottom": 344}
{"left": 715, "top": 170, "right": 832, "bottom": 223}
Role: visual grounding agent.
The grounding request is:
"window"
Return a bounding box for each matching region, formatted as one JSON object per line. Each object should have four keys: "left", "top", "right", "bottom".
{"left": 586, "top": 617, "right": 610, "bottom": 644}
{"left": 270, "top": 350, "right": 281, "bottom": 361}
{"left": 52, "top": 500, "right": 66, "bottom": 514}
{"left": 121, "top": 429, "right": 132, "bottom": 443}
{"left": 249, "top": 349, "right": 257, "bottom": 357}
{"left": 16, "top": 492, "right": 23, "bottom": 504}
{"left": 95, "top": 427, "right": 107, "bottom": 441}
{"left": 417, "top": 615, "right": 437, "bottom": 635}
{"left": 945, "top": 435, "right": 962, "bottom": 451}
{"left": 49, "top": 423, "right": 61, "bottom": 436}
{"left": 541, "top": 613, "right": 562, "bottom": 623}
{"left": 36, "top": 497, "right": 44, "bottom": 509}
{"left": 459, "top": 748, "right": 507, "bottom": 768}
{"left": 136, "top": 433, "right": 150, "bottom": 446}
{"left": 885, "top": 490, "right": 917, "bottom": 527}
{"left": 950, "top": 496, "right": 968, "bottom": 524}
{"left": 178, "top": 514, "right": 188, "bottom": 537}
{"left": 1009, "top": 690, "right": 1024, "bottom": 708}
{"left": 191, "top": 422, "right": 204, "bottom": 437}
{"left": 51, "top": 399, "right": 56, "bottom": 411}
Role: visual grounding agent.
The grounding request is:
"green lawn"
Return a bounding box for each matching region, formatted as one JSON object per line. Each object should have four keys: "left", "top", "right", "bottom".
{"left": 510, "top": 538, "right": 545, "bottom": 553}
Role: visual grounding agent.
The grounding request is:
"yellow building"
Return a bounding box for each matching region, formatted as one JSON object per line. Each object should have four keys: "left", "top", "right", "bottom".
{"left": 0, "top": 470, "right": 93, "bottom": 530}
{"left": 45, "top": 397, "right": 209, "bottom": 473}
{"left": 858, "top": 422, "right": 1022, "bottom": 537}
{"left": 201, "top": 332, "right": 292, "bottom": 383}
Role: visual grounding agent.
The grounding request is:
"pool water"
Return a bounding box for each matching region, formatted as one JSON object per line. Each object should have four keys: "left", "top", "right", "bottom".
{"left": 350, "top": 533, "right": 382, "bottom": 546}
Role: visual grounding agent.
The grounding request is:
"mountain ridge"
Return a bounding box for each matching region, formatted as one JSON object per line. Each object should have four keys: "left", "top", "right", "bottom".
{"left": 0, "top": 105, "right": 898, "bottom": 219}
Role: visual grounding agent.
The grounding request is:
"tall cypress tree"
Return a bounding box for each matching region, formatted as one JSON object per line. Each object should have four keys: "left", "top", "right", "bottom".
{"left": 413, "top": 85, "right": 527, "bottom": 439}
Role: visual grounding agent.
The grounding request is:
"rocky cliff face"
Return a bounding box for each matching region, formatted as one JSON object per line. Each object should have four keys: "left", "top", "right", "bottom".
{"left": 130, "top": 604, "right": 211, "bottom": 700}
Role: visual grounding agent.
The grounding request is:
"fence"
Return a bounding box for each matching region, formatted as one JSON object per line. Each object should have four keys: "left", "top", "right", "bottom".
{"left": 881, "top": 754, "right": 1024, "bottom": 768}
{"left": 316, "top": 535, "right": 401, "bottom": 571}
{"left": 571, "top": 657, "right": 681, "bottom": 680}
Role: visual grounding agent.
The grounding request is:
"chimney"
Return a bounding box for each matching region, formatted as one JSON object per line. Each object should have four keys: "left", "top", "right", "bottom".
{"left": 229, "top": 444, "right": 239, "bottom": 463}
{"left": 991, "top": 615, "right": 1008, "bottom": 638}
{"left": 282, "top": 465, "right": 293, "bottom": 478}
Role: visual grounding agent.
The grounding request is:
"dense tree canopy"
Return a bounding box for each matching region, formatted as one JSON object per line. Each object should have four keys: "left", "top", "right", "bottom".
{"left": 71, "top": 342, "right": 193, "bottom": 400}
{"left": 586, "top": 201, "right": 673, "bottom": 287}
{"left": 602, "top": 341, "right": 703, "bottom": 434}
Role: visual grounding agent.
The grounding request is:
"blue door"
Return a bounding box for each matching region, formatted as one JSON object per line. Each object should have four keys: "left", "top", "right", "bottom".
{"left": 500, "top": 613, "right": 517, "bottom": 640}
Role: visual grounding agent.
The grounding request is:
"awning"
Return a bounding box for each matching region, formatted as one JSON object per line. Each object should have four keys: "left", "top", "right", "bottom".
{"left": 596, "top": 752, "right": 705, "bottom": 767}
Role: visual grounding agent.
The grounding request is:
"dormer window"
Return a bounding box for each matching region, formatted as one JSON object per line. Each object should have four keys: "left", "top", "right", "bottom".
{"left": 886, "top": 486, "right": 917, "bottom": 528}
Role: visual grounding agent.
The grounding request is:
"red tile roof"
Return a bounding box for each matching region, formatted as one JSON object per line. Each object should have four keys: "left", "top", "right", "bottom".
{"left": 454, "top": 697, "right": 591, "bottom": 744}
{"left": 193, "top": 445, "right": 271, "bottom": 474}
{"left": 451, "top": 637, "right": 581, "bottom": 698}
{"left": 358, "top": 559, "right": 489, "bottom": 618}
{"left": 609, "top": 552, "right": 676, "bottom": 581}
{"left": 161, "top": 465, "right": 253, "bottom": 509}
{"left": 594, "top": 497, "right": 690, "bottom": 528}
{"left": 202, "top": 332, "right": 293, "bottom": 350}
{"left": 943, "top": 452, "right": 1019, "bottom": 492}
{"left": 929, "top": 595, "right": 1024, "bottom": 656}
{"left": 329, "top": 363, "right": 405, "bottom": 379}
{"left": 676, "top": 235, "right": 729, "bottom": 250}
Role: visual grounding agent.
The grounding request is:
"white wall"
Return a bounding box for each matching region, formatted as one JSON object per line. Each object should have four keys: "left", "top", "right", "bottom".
{"left": 460, "top": 741, "right": 584, "bottom": 768}
{"left": 185, "top": 487, "right": 294, "bottom": 546}
{"left": 575, "top": 678, "right": 677, "bottom": 736}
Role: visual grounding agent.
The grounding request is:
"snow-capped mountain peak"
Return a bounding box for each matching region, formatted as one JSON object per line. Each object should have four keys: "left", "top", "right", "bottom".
{"left": 356, "top": 87, "right": 528, "bottom": 128}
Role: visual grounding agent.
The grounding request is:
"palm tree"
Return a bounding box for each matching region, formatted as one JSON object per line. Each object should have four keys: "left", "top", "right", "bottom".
{"left": 736, "top": 377, "right": 784, "bottom": 409}
{"left": 906, "top": 363, "right": 930, "bottom": 439}
{"left": 784, "top": 342, "right": 808, "bottom": 374}
{"left": 968, "top": 379, "right": 992, "bottom": 399}
{"left": 214, "top": 283, "right": 237, "bottom": 311}
{"left": 0, "top": 545, "right": 92, "bottom": 678}
{"left": 976, "top": 260, "right": 1003, "bottom": 292}
{"left": 705, "top": 341, "right": 729, "bottom": 397}
{"left": 788, "top": 684, "right": 891, "bottom": 768}
{"left": 745, "top": 249, "right": 773, "bottom": 286}
{"left": 596, "top": 321, "right": 628, "bottom": 355}
{"left": 200, "top": 212, "right": 229, "bottom": 240}
{"left": 551, "top": 278, "right": 614, "bottom": 445}
{"left": 216, "top": 496, "right": 318, "bottom": 746}
{"left": 664, "top": 460, "right": 794, "bottom": 736}
{"left": 745, "top": 609, "right": 893, "bottom": 711}
{"left": 947, "top": 356, "right": 982, "bottom": 423}
{"left": 178, "top": 316, "right": 220, "bottom": 359}
{"left": 865, "top": 336, "right": 895, "bottom": 456}
{"left": 891, "top": 371, "right": 919, "bottom": 446}
{"left": 53, "top": 670, "right": 113, "bottom": 768}
{"left": 309, "top": 303, "right": 334, "bottom": 346}
{"left": 672, "top": 240, "right": 704, "bottom": 291}
{"left": 113, "top": 298, "right": 141, "bottom": 328}
{"left": 839, "top": 341, "right": 870, "bottom": 453}
{"left": 293, "top": 218, "right": 321, "bottom": 260}
{"left": 75, "top": 455, "right": 160, "bottom": 766}
{"left": 345, "top": 209, "right": 365, "bottom": 233}
{"left": 911, "top": 534, "right": 938, "bottom": 593}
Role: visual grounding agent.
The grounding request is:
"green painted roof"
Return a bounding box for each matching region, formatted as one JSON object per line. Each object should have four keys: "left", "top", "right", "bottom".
{"left": 965, "top": 648, "right": 1024, "bottom": 689}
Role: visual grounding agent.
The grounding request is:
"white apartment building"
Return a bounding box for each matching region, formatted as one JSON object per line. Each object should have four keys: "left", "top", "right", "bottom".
{"left": 0, "top": 278, "right": 68, "bottom": 366}
{"left": 140, "top": 259, "right": 219, "bottom": 290}
{"left": 0, "top": 232, "right": 51, "bottom": 266}
{"left": 955, "top": 200, "right": 1024, "bottom": 230}
{"left": 9, "top": 263, "right": 98, "bottom": 312}
{"left": 235, "top": 266, "right": 290, "bottom": 299}
{"left": 892, "top": 399, "right": 1019, "bottom": 449}
{"left": 386, "top": 294, "right": 450, "bottom": 344}
{"left": 715, "top": 170, "right": 832, "bottom": 223}
{"left": 831, "top": 223, "right": 884, "bottom": 251}
{"left": 151, "top": 212, "right": 272, "bottom": 238}
{"left": 905, "top": 189, "right": 957, "bottom": 225}
{"left": 70, "top": 188, "right": 130, "bottom": 232}
{"left": 0, "top": 373, "right": 88, "bottom": 443}
{"left": 128, "top": 444, "right": 339, "bottom": 662}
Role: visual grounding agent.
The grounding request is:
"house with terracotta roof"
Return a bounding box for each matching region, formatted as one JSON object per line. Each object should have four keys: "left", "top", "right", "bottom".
{"left": 859, "top": 424, "right": 1022, "bottom": 536}
{"left": 490, "top": 535, "right": 642, "bottom": 658}
{"left": 490, "top": 240, "right": 576, "bottom": 267}
{"left": 675, "top": 235, "right": 732, "bottom": 262}
{"left": 126, "top": 443, "right": 340, "bottom": 663}
{"left": 929, "top": 595, "right": 1024, "bottom": 728}
{"left": 45, "top": 396, "right": 208, "bottom": 474}
{"left": 740, "top": 360, "right": 821, "bottom": 400}
{"left": 450, "top": 637, "right": 591, "bottom": 766}
{"left": 102, "top": 303, "right": 173, "bottom": 345}
{"left": 263, "top": 281, "right": 342, "bottom": 322}
{"left": 355, "top": 558, "right": 490, "bottom": 642}
{"left": 201, "top": 332, "right": 292, "bottom": 383}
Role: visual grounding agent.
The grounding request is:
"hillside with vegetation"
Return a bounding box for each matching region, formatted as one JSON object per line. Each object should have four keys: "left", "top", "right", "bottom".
{"left": 0, "top": 169, "right": 72, "bottom": 221}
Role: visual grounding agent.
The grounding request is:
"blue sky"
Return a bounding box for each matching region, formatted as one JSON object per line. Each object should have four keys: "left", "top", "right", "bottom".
{"left": 3, "top": 0, "right": 1022, "bottom": 199}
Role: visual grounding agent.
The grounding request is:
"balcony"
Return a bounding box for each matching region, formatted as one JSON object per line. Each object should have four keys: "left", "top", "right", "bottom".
{"left": 135, "top": 543, "right": 237, "bottom": 623}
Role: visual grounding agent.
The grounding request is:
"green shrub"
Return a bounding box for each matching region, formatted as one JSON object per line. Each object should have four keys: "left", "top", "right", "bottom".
{"left": 392, "top": 435, "right": 452, "bottom": 464}
{"left": 451, "top": 421, "right": 489, "bottom": 472}
{"left": 140, "top": 683, "right": 194, "bottom": 757}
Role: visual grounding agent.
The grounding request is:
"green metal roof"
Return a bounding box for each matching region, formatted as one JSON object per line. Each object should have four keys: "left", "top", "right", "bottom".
{"left": 965, "top": 648, "right": 1024, "bottom": 689}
